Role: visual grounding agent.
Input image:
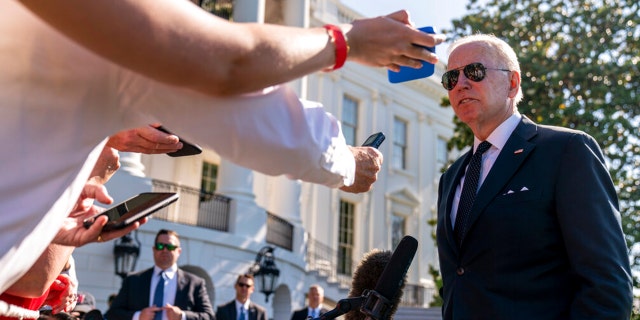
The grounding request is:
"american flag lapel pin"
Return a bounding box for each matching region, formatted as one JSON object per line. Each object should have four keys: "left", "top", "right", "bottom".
{"left": 514, "top": 148, "right": 524, "bottom": 154}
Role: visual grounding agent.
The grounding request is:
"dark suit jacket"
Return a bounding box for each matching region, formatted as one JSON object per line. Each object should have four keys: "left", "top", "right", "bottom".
{"left": 215, "top": 300, "right": 266, "bottom": 320}
{"left": 436, "top": 116, "right": 632, "bottom": 319}
{"left": 290, "top": 306, "right": 329, "bottom": 320}
{"left": 105, "top": 268, "right": 214, "bottom": 320}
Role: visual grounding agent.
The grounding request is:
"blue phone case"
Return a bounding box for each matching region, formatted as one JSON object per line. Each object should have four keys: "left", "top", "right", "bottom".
{"left": 388, "top": 26, "right": 437, "bottom": 83}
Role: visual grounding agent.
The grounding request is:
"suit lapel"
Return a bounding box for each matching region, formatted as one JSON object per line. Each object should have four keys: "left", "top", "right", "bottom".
{"left": 231, "top": 303, "right": 237, "bottom": 320}
{"left": 465, "top": 117, "right": 538, "bottom": 234}
{"left": 140, "top": 269, "right": 154, "bottom": 309}
{"left": 173, "top": 269, "right": 187, "bottom": 308}
{"left": 248, "top": 303, "right": 257, "bottom": 320}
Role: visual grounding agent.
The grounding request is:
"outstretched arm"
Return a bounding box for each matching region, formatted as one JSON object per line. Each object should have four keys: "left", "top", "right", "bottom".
{"left": 2, "top": 245, "right": 74, "bottom": 298}
{"left": 18, "top": 1, "right": 445, "bottom": 96}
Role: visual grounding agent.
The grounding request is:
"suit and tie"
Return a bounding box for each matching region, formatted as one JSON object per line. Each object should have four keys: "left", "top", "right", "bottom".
{"left": 290, "top": 306, "right": 329, "bottom": 320}
{"left": 436, "top": 116, "right": 632, "bottom": 319}
{"left": 105, "top": 267, "right": 214, "bottom": 320}
{"left": 215, "top": 300, "right": 267, "bottom": 320}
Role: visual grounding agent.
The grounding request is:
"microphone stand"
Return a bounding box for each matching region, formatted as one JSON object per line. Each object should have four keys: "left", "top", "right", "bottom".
{"left": 314, "top": 289, "right": 393, "bottom": 320}
{"left": 314, "top": 296, "right": 364, "bottom": 320}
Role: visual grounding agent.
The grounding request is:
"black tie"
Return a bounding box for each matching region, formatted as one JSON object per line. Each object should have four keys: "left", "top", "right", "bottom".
{"left": 454, "top": 141, "right": 492, "bottom": 247}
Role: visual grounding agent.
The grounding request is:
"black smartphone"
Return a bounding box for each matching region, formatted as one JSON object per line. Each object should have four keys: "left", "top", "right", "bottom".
{"left": 155, "top": 126, "right": 203, "bottom": 157}
{"left": 83, "top": 192, "right": 179, "bottom": 231}
{"left": 362, "top": 132, "right": 385, "bottom": 149}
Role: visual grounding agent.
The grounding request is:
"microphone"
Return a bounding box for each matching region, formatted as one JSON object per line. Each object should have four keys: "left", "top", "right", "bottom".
{"left": 345, "top": 249, "right": 392, "bottom": 320}
{"left": 361, "top": 236, "right": 417, "bottom": 320}
{"left": 318, "top": 236, "right": 418, "bottom": 320}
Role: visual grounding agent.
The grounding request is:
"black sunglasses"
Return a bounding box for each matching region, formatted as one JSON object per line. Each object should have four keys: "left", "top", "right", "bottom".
{"left": 441, "top": 62, "right": 511, "bottom": 91}
{"left": 154, "top": 242, "right": 179, "bottom": 251}
{"left": 237, "top": 282, "right": 252, "bottom": 288}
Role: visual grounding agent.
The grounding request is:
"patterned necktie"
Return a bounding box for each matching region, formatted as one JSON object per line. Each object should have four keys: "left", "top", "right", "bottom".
{"left": 239, "top": 307, "right": 246, "bottom": 320}
{"left": 153, "top": 271, "right": 167, "bottom": 320}
{"left": 454, "top": 141, "right": 492, "bottom": 247}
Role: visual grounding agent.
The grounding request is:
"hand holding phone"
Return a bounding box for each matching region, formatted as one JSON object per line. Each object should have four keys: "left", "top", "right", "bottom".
{"left": 83, "top": 192, "right": 178, "bottom": 231}
{"left": 388, "top": 26, "right": 437, "bottom": 83}
{"left": 155, "top": 126, "right": 203, "bottom": 157}
{"left": 362, "top": 132, "right": 385, "bottom": 149}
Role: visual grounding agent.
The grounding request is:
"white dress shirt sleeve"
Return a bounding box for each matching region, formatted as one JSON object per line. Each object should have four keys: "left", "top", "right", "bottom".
{"left": 118, "top": 74, "right": 356, "bottom": 188}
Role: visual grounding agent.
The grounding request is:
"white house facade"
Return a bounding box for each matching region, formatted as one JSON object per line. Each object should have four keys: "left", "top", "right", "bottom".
{"left": 71, "top": 0, "right": 455, "bottom": 319}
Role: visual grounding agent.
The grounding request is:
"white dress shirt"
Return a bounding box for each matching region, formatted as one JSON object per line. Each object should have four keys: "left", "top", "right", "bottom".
{"left": 235, "top": 300, "right": 250, "bottom": 320}
{"left": 131, "top": 265, "right": 183, "bottom": 320}
{"left": 450, "top": 112, "right": 522, "bottom": 227}
{"left": 308, "top": 306, "right": 322, "bottom": 318}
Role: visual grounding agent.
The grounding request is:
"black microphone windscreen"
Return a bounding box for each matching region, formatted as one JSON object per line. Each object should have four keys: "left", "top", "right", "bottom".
{"left": 348, "top": 249, "right": 391, "bottom": 299}
{"left": 345, "top": 236, "right": 418, "bottom": 320}
{"left": 373, "top": 236, "right": 417, "bottom": 305}
{"left": 345, "top": 249, "right": 399, "bottom": 320}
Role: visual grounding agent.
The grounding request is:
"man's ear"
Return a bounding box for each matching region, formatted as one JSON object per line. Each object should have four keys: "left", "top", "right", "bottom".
{"left": 509, "top": 71, "right": 520, "bottom": 88}
{"left": 508, "top": 71, "right": 520, "bottom": 97}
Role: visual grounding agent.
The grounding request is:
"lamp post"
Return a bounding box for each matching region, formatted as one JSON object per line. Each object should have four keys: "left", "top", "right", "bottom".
{"left": 249, "top": 246, "right": 280, "bottom": 302}
{"left": 113, "top": 232, "right": 141, "bottom": 279}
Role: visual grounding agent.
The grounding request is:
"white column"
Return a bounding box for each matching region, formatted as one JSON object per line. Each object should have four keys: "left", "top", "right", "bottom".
{"left": 274, "top": 0, "right": 312, "bottom": 258}
{"left": 216, "top": 159, "right": 255, "bottom": 200}
{"left": 283, "top": 0, "right": 310, "bottom": 99}
{"left": 105, "top": 152, "right": 152, "bottom": 203}
{"left": 264, "top": 0, "right": 306, "bottom": 223}
{"left": 266, "top": 177, "right": 302, "bottom": 224}
{"left": 233, "top": 0, "right": 265, "bottom": 23}
{"left": 119, "top": 152, "right": 146, "bottom": 177}
{"left": 216, "top": 159, "right": 265, "bottom": 240}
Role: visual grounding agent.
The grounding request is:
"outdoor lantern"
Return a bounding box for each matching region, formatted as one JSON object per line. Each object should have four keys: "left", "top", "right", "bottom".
{"left": 249, "top": 246, "right": 280, "bottom": 302}
{"left": 113, "top": 232, "right": 140, "bottom": 279}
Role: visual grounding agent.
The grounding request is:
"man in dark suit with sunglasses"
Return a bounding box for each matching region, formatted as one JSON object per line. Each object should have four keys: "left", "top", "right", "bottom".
{"left": 106, "top": 229, "right": 214, "bottom": 320}
{"left": 215, "top": 274, "right": 267, "bottom": 320}
{"left": 436, "top": 34, "right": 632, "bottom": 319}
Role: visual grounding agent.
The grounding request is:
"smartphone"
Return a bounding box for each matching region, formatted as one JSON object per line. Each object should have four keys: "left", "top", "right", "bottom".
{"left": 83, "top": 192, "right": 179, "bottom": 231}
{"left": 155, "top": 126, "right": 203, "bottom": 157}
{"left": 388, "top": 26, "right": 437, "bottom": 83}
{"left": 362, "top": 132, "right": 385, "bottom": 149}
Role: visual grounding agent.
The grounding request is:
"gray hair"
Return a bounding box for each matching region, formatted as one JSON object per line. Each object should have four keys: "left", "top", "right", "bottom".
{"left": 309, "top": 284, "right": 324, "bottom": 296}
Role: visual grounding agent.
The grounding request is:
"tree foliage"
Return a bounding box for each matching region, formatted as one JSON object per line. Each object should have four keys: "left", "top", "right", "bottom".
{"left": 441, "top": 0, "right": 640, "bottom": 290}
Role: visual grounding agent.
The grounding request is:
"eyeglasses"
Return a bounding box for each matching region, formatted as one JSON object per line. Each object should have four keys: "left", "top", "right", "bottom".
{"left": 237, "top": 282, "right": 252, "bottom": 288}
{"left": 154, "top": 242, "right": 179, "bottom": 251}
{"left": 441, "top": 62, "right": 511, "bottom": 91}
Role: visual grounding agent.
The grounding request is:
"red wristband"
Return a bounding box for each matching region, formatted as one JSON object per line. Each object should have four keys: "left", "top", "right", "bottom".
{"left": 323, "top": 24, "right": 349, "bottom": 71}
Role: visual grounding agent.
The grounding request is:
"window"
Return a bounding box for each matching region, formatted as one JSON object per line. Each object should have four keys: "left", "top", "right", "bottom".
{"left": 337, "top": 200, "right": 355, "bottom": 275}
{"left": 436, "top": 137, "right": 448, "bottom": 169}
{"left": 200, "top": 162, "right": 218, "bottom": 202}
{"left": 391, "top": 214, "right": 406, "bottom": 249}
{"left": 342, "top": 96, "right": 358, "bottom": 146}
{"left": 392, "top": 117, "right": 408, "bottom": 169}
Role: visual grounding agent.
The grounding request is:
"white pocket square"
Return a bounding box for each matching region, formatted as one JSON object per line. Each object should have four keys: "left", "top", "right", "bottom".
{"left": 503, "top": 187, "right": 530, "bottom": 195}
